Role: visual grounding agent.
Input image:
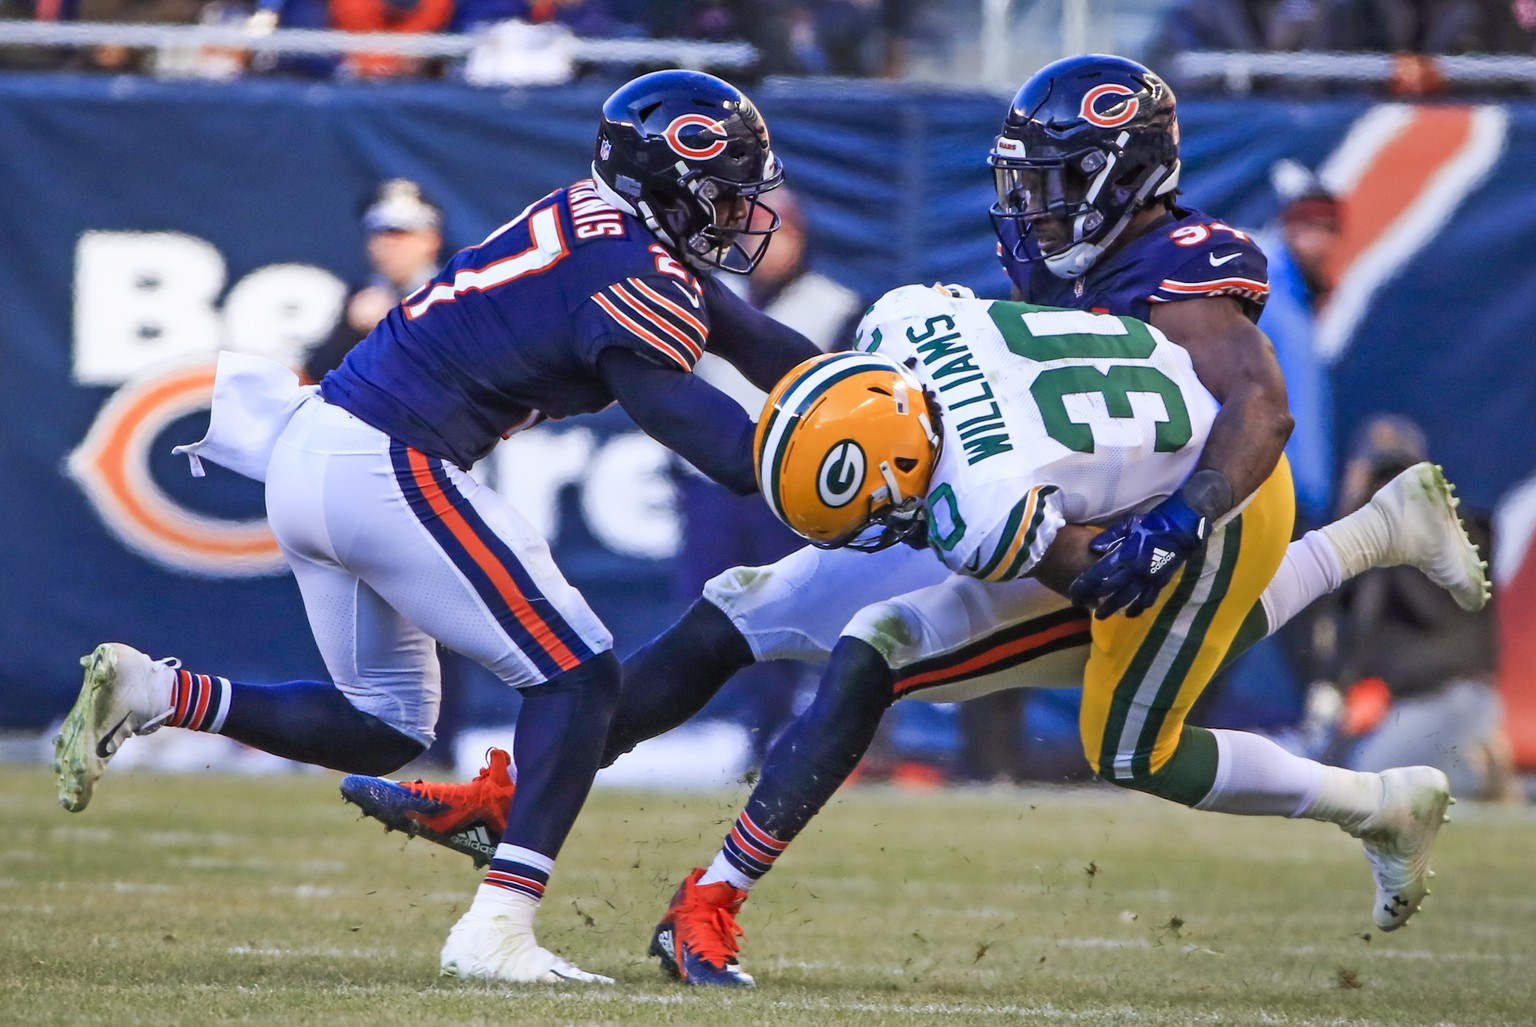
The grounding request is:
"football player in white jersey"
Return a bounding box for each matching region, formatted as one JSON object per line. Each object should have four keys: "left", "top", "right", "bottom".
{"left": 633, "top": 285, "right": 1479, "bottom": 985}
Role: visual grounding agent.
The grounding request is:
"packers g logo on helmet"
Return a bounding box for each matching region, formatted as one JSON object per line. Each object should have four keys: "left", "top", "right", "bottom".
{"left": 755, "top": 353, "right": 940, "bottom": 548}
{"left": 816, "top": 440, "right": 865, "bottom": 508}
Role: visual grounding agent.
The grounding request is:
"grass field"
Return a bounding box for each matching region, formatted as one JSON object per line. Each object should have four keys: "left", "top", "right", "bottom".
{"left": 4, "top": 765, "right": 1535, "bottom": 1027}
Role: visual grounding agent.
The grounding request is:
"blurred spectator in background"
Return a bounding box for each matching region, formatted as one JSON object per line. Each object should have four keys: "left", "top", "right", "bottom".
{"left": 1300, "top": 416, "right": 1510, "bottom": 800}
{"left": 0, "top": 0, "right": 202, "bottom": 73}
{"left": 79, "top": 0, "right": 202, "bottom": 72}
{"left": 328, "top": 0, "right": 453, "bottom": 77}
{"left": 251, "top": 0, "right": 454, "bottom": 78}
{"left": 0, "top": 0, "right": 79, "bottom": 70}
{"left": 656, "top": 0, "right": 923, "bottom": 79}
{"left": 304, "top": 179, "right": 443, "bottom": 382}
{"left": 452, "top": 0, "right": 638, "bottom": 34}
{"left": 674, "top": 191, "right": 863, "bottom": 764}
{"left": 1333, "top": 0, "right": 1486, "bottom": 53}
{"left": 1259, "top": 161, "right": 1340, "bottom": 532}
{"left": 1496, "top": 0, "right": 1536, "bottom": 52}
{"left": 1196, "top": 162, "right": 1344, "bottom": 745}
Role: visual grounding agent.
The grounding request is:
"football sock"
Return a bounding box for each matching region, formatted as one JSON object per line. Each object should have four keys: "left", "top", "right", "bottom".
{"left": 466, "top": 877, "right": 541, "bottom": 926}
{"left": 701, "top": 638, "right": 893, "bottom": 889}
{"left": 604, "top": 600, "right": 753, "bottom": 767}
{"left": 1193, "top": 728, "right": 1382, "bottom": 830}
{"left": 1258, "top": 531, "right": 1343, "bottom": 634}
{"left": 700, "top": 810, "right": 789, "bottom": 892}
{"left": 1194, "top": 727, "right": 1326, "bottom": 816}
{"left": 502, "top": 652, "right": 619, "bottom": 859}
{"left": 163, "top": 669, "right": 230, "bottom": 732}
{"left": 482, "top": 843, "right": 553, "bottom": 903}
{"left": 1299, "top": 765, "right": 1385, "bottom": 835}
{"left": 1315, "top": 501, "right": 1390, "bottom": 581}
{"left": 219, "top": 679, "right": 424, "bottom": 774}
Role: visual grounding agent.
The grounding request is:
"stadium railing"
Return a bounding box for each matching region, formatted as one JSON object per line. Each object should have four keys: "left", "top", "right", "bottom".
{"left": 0, "top": 19, "right": 756, "bottom": 67}
{"left": 1174, "top": 49, "right": 1536, "bottom": 92}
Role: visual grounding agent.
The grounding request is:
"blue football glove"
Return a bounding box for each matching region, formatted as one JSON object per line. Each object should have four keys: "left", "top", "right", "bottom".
{"left": 1067, "top": 493, "right": 1209, "bottom": 619}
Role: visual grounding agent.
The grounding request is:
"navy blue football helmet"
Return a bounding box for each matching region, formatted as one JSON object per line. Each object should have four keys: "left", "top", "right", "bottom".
{"left": 593, "top": 70, "right": 784, "bottom": 274}
{"left": 989, "top": 54, "right": 1180, "bottom": 280}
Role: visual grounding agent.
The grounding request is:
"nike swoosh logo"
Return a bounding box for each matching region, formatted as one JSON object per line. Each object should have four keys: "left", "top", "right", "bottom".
{"left": 672, "top": 282, "right": 702, "bottom": 308}
{"left": 1209, "top": 251, "right": 1242, "bottom": 267}
{"left": 96, "top": 714, "right": 131, "bottom": 758}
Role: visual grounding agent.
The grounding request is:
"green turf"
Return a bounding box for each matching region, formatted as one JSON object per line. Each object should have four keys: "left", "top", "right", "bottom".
{"left": 3, "top": 765, "right": 1534, "bottom": 1026}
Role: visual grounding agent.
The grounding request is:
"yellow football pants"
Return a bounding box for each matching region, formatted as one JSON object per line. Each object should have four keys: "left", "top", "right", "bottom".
{"left": 1080, "top": 458, "right": 1295, "bottom": 782}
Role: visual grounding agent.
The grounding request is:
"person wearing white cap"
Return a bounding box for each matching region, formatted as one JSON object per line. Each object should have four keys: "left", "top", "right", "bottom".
{"left": 304, "top": 179, "right": 444, "bottom": 382}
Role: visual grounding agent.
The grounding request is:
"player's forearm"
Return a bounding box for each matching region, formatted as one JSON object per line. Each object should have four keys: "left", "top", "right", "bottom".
{"left": 599, "top": 347, "right": 758, "bottom": 496}
{"left": 1029, "top": 524, "right": 1103, "bottom": 598}
{"left": 702, "top": 276, "right": 820, "bottom": 390}
{"left": 1193, "top": 384, "right": 1293, "bottom": 515}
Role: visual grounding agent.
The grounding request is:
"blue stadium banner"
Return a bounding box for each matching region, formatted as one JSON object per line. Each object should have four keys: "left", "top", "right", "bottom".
{"left": 2, "top": 76, "right": 1535, "bottom": 758}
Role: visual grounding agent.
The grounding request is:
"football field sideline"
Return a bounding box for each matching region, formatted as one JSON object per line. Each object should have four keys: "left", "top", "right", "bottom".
{"left": 3, "top": 767, "right": 1534, "bottom": 1026}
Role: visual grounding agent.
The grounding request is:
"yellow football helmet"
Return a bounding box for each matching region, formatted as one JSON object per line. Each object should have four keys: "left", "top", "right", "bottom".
{"left": 755, "top": 352, "right": 941, "bottom": 549}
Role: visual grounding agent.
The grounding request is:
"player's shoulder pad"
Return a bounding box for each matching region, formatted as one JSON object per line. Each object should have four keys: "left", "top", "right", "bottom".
{"left": 1148, "top": 211, "right": 1270, "bottom": 309}
{"left": 858, "top": 283, "right": 955, "bottom": 335}
{"left": 588, "top": 266, "right": 709, "bottom": 372}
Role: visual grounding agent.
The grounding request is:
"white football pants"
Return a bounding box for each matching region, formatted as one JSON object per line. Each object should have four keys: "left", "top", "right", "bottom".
{"left": 703, "top": 543, "right": 1092, "bottom": 704}
{"left": 264, "top": 396, "right": 612, "bottom": 744}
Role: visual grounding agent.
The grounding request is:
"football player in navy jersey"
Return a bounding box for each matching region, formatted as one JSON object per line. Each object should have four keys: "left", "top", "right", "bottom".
{"left": 52, "top": 69, "right": 820, "bottom": 985}
{"left": 987, "top": 54, "right": 1289, "bottom": 619}
{"left": 340, "top": 56, "right": 1487, "bottom": 987}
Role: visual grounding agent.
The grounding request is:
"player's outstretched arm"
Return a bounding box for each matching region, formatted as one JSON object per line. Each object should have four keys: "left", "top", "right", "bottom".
{"left": 702, "top": 276, "right": 821, "bottom": 391}
{"left": 598, "top": 347, "right": 758, "bottom": 496}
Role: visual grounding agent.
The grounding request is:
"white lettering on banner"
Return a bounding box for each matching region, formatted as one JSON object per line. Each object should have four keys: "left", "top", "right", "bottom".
{"left": 582, "top": 433, "right": 679, "bottom": 560}
{"left": 488, "top": 429, "right": 681, "bottom": 560}
{"left": 223, "top": 264, "right": 349, "bottom": 367}
{"left": 68, "top": 230, "right": 345, "bottom": 577}
{"left": 73, "top": 231, "right": 226, "bottom": 386}
{"left": 485, "top": 429, "right": 597, "bottom": 541}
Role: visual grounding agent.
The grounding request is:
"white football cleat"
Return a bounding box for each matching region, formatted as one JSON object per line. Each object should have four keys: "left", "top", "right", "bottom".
{"left": 1370, "top": 462, "right": 1489, "bottom": 611}
{"left": 1353, "top": 765, "right": 1453, "bottom": 931}
{"left": 53, "top": 643, "right": 176, "bottom": 813}
{"left": 440, "top": 907, "right": 613, "bottom": 985}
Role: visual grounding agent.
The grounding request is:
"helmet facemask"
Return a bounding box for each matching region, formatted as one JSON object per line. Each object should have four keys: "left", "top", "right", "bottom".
{"left": 990, "top": 135, "right": 1178, "bottom": 279}
{"left": 644, "top": 154, "right": 784, "bottom": 274}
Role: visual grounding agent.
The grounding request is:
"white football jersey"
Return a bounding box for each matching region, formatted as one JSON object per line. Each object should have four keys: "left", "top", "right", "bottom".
{"left": 853, "top": 285, "right": 1220, "bottom": 582}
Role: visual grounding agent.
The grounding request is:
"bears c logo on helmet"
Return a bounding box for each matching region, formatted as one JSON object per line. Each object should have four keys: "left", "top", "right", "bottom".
{"left": 1078, "top": 83, "right": 1139, "bottom": 129}
{"left": 663, "top": 114, "right": 729, "bottom": 160}
{"left": 817, "top": 440, "right": 866, "bottom": 508}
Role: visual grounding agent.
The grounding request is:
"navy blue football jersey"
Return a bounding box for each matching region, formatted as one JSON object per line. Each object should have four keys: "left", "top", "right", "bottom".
{"left": 1000, "top": 206, "right": 1270, "bottom": 324}
{"left": 322, "top": 179, "right": 714, "bottom": 468}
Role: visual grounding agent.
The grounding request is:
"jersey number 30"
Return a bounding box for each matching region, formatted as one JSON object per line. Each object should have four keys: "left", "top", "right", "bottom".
{"left": 989, "top": 305, "right": 1193, "bottom": 454}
